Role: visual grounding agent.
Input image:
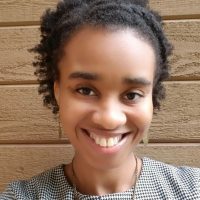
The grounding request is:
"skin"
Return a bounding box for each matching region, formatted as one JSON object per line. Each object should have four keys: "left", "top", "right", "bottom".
{"left": 54, "top": 26, "right": 155, "bottom": 195}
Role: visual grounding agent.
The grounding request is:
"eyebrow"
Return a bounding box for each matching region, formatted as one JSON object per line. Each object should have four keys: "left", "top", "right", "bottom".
{"left": 123, "top": 77, "right": 152, "bottom": 86}
{"left": 68, "top": 71, "right": 152, "bottom": 86}
{"left": 68, "top": 71, "right": 99, "bottom": 80}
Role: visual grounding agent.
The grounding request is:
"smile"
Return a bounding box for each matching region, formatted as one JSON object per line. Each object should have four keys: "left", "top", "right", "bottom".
{"left": 90, "top": 132, "right": 122, "bottom": 147}
{"left": 82, "top": 129, "right": 129, "bottom": 148}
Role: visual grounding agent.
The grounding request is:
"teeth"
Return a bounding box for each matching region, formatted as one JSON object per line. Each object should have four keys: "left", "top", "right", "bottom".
{"left": 100, "top": 138, "right": 107, "bottom": 147}
{"left": 89, "top": 132, "right": 122, "bottom": 148}
{"left": 114, "top": 137, "right": 118, "bottom": 144}
{"left": 107, "top": 138, "right": 114, "bottom": 147}
{"left": 96, "top": 137, "right": 101, "bottom": 145}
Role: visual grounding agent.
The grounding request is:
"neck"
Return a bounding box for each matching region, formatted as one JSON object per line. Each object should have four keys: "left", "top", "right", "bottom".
{"left": 66, "top": 153, "right": 140, "bottom": 196}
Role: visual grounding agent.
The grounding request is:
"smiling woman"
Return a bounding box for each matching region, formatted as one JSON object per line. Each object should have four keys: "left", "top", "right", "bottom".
{"left": 0, "top": 0, "right": 200, "bottom": 199}
{"left": 54, "top": 28, "right": 155, "bottom": 175}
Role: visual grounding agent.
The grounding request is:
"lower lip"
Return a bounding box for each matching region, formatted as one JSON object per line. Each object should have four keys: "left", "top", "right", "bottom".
{"left": 80, "top": 129, "right": 129, "bottom": 155}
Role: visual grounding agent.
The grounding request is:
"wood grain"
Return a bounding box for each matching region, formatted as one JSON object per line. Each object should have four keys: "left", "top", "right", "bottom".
{"left": 0, "top": 82, "right": 199, "bottom": 143}
{"left": 149, "top": 0, "right": 200, "bottom": 19}
{"left": 0, "top": 143, "right": 200, "bottom": 191}
{"left": 0, "top": 20, "right": 200, "bottom": 84}
{"left": 165, "top": 20, "right": 200, "bottom": 80}
{"left": 0, "top": 85, "right": 59, "bottom": 142}
{"left": 0, "top": 26, "right": 38, "bottom": 84}
{"left": 149, "top": 82, "right": 200, "bottom": 142}
{"left": 0, "top": 0, "right": 58, "bottom": 25}
{"left": 0, "top": 0, "right": 199, "bottom": 25}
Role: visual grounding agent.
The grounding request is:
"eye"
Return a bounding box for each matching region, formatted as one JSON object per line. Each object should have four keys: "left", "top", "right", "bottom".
{"left": 76, "top": 87, "right": 96, "bottom": 96}
{"left": 124, "top": 92, "right": 143, "bottom": 101}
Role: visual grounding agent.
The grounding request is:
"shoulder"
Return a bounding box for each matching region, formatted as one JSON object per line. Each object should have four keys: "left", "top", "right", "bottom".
{"left": 136, "top": 157, "right": 200, "bottom": 200}
{"left": 142, "top": 157, "right": 200, "bottom": 179}
{"left": 0, "top": 165, "right": 73, "bottom": 200}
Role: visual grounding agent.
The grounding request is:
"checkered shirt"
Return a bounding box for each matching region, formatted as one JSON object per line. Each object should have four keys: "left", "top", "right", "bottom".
{"left": 1, "top": 157, "right": 200, "bottom": 199}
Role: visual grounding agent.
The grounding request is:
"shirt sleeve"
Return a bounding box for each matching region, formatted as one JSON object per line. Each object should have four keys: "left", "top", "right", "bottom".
{"left": 0, "top": 185, "right": 16, "bottom": 200}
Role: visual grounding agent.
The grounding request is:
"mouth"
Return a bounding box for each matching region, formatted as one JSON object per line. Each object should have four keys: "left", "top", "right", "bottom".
{"left": 82, "top": 129, "right": 130, "bottom": 148}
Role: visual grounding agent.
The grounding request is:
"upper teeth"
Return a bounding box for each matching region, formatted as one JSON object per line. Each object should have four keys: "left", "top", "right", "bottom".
{"left": 90, "top": 132, "right": 122, "bottom": 148}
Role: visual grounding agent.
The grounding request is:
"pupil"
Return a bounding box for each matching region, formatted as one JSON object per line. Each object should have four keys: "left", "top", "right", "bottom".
{"left": 127, "top": 93, "right": 135, "bottom": 100}
{"left": 83, "top": 88, "right": 91, "bottom": 95}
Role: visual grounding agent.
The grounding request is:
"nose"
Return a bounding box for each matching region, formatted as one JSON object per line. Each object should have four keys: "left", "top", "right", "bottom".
{"left": 92, "top": 100, "right": 127, "bottom": 130}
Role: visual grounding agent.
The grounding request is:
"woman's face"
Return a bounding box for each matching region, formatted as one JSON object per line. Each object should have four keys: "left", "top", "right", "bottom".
{"left": 54, "top": 27, "right": 155, "bottom": 169}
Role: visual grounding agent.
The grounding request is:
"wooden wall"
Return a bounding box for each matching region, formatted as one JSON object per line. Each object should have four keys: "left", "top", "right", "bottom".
{"left": 0, "top": 0, "right": 200, "bottom": 192}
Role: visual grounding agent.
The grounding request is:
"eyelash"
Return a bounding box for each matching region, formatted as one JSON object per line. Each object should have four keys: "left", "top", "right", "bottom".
{"left": 75, "top": 87, "right": 143, "bottom": 102}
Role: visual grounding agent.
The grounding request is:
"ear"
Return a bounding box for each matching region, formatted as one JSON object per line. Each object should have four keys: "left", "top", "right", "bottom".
{"left": 54, "top": 81, "right": 60, "bottom": 106}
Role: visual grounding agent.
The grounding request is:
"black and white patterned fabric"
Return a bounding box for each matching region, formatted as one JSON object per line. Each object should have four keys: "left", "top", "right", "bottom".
{"left": 1, "top": 157, "right": 200, "bottom": 199}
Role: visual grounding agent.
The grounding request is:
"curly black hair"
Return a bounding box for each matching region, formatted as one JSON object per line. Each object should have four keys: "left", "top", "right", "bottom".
{"left": 31, "top": 0, "right": 172, "bottom": 114}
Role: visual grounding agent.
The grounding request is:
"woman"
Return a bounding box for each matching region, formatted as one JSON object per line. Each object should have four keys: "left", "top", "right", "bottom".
{"left": 1, "top": 0, "right": 200, "bottom": 199}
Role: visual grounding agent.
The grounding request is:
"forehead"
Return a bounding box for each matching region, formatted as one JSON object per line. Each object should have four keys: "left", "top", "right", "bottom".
{"left": 59, "top": 26, "right": 156, "bottom": 81}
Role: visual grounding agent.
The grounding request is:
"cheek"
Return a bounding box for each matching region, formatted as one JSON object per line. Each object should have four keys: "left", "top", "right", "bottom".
{"left": 59, "top": 96, "right": 93, "bottom": 129}
{"left": 132, "top": 100, "right": 153, "bottom": 130}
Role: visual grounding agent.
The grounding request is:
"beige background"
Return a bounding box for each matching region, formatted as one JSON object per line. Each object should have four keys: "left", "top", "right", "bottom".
{"left": 0, "top": 0, "right": 200, "bottom": 192}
